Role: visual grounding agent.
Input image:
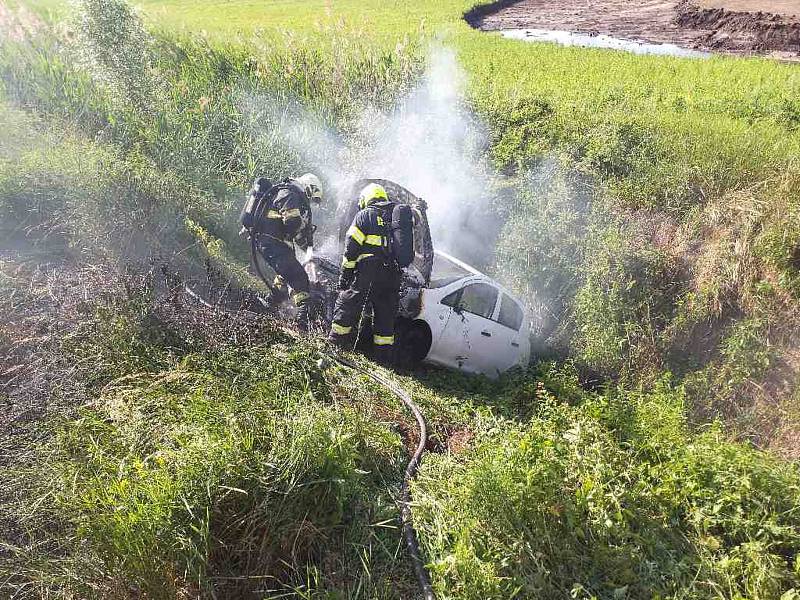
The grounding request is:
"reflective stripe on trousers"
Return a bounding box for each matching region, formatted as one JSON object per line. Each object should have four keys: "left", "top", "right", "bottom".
{"left": 331, "top": 322, "right": 352, "bottom": 336}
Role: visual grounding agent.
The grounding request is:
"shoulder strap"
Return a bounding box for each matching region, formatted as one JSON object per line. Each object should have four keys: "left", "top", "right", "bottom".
{"left": 265, "top": 179, "right": 303, "bottom": 206}
{"left": 369, "top": 201, "right": 394, "bottom": 219}
{"left": 366, "top": 203, "right": 395, "bottom": 258}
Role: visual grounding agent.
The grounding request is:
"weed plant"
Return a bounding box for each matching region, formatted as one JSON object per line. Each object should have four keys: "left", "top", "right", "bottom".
{"left": 414, "top": 373, "right": 800, "bottom": 599}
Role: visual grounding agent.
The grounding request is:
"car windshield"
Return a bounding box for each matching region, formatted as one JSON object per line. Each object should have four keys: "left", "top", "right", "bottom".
{"left": 428, "top": 254, "right": 472, "bottom": 288}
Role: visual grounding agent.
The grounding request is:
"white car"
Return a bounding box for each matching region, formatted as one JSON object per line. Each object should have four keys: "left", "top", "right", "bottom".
{"left": 401, "top": 252, "right": 531, "bottom": 377}
{"left": 308, "top": 178, "right": 531, "bottom": 378}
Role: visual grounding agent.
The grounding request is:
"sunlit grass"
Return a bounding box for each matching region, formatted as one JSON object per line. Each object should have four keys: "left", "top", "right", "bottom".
{"left": 3, "top": 0, "right": 800, "bottom": 597}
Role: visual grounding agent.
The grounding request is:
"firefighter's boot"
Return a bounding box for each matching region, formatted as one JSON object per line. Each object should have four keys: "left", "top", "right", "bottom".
{"left": 270, "top": 275, "right": 290, "bottom": 305}
{"left": 293, "top": 291, "right": 311, "bottom": 332}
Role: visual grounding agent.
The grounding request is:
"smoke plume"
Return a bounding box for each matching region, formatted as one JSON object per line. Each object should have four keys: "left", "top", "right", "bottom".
{"left": 241, "top": 47, "right": 502, "bottom": 269}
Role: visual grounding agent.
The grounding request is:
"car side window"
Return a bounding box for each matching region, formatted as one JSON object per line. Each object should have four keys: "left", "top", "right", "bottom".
{"left": 441, "top": 289, "right": 461, "bottom": 308}
{"left": 458, "top": 283, "right": 498, "bottom": 320}
{"left": 498, "top": 293, "right": 524, "bottom": 331}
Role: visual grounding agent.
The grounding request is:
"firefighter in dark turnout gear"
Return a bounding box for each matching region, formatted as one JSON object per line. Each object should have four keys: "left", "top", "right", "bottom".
{"left": 249, "top": 173, "right": 323, "bottom": 331}
{"left": 328, "top": 183, "right": 401, "bottom": 364}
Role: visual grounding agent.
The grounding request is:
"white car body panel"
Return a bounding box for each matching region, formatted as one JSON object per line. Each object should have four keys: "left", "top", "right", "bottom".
{"left": 416, "top": 252, "right": 531, "bottom": 378}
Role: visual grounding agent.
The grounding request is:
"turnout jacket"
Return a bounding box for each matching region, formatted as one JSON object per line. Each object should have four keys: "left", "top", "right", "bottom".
{"left": 342, "top": 200, "right": 395, "bottom": 271}
{"left": 258, "top": 180, "right": 314, "bottom": 249}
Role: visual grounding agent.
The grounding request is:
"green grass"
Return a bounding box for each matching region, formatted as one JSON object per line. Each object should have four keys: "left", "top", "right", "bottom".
{"left": 4, "top": 0, "right": 800, "bottom": 596}
{"left": 4, "top": 290, "right": 798, "bottom": 596}
{"left": 19, "top": 0, "right": 483, "bottom": 38}
{"left": 136, "top": 0, "right": 473, "bottom": 37}
{"left": 415, "top": 378, "right": 800, "bottom": 599}
{"left": 48, "top": 344, "right": 412, "bottom": 598}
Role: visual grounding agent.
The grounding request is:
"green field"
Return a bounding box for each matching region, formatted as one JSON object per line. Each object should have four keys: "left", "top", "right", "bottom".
{"left": 3, "top": 0, "right": 800, "bottom": 597}
{"left": 17, "top": 0, "right": 480, "bottom": 35}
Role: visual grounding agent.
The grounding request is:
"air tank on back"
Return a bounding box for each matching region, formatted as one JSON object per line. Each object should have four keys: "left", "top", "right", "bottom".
{"left": 336, "top": 178, "right": 434, "bottom": 287}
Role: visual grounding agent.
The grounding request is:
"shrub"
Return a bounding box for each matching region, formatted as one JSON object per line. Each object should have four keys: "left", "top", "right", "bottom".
{"left": 414, "top": 376, "right": 800, "bottom": 599}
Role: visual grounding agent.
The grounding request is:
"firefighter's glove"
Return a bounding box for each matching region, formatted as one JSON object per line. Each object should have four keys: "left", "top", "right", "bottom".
{"left": 338, "top": 269, "right": 355, "bottom": 291}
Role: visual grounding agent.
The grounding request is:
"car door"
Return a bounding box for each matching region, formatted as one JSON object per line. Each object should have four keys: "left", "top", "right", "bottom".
{"left": 491, "top": 292, "right": 528, "bottom": 373}
{"left": 425, "top": 284, "right": 472, "bottom": 371}
{"left": 455, "top": 283, "right": 506, "bottom": 376}
{"left": 428, "top": 281, "right": 500, "bottom": 375}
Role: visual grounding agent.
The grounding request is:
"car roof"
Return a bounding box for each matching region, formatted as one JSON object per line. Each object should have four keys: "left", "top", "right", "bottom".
{"left": 434, "top": 251, "right": 482, "bottom": 276}
{"left": 434, "top": 251, "right": 528, "bottom": 314}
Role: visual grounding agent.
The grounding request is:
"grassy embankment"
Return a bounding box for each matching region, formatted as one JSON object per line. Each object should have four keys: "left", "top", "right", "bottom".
{"left": 2, "top": 0, "right": 800, "bottom": 597}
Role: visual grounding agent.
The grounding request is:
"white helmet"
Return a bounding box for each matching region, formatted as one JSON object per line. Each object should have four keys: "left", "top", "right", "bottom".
{"left": 295, "top": 173, "right": 323, "bottom": 202}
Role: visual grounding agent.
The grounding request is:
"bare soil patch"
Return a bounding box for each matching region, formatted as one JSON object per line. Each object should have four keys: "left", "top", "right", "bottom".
{"left": 698, "top": 0, "right": 800, "bottom": 16}
{"left": 678, "top": 0, "right": 800, "bottom": 54}
{"left": 471, "top": 0, "right": 800, "bottom": 58}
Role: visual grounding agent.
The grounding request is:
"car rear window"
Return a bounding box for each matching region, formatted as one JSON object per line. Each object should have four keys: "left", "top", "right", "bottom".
{"left": 498, "top": 293, "right": 524, "bottom": 331}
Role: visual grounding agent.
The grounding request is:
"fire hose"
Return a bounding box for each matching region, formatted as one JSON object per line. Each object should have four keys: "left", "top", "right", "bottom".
{"left": 328, "top": 352, "right": 435, "bottom": 600}
{"left": 183, "top": 282, "right": 436, "bottom": 599}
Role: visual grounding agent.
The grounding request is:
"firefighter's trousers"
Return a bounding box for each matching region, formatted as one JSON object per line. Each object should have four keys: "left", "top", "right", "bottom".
{"left": 329, "top": 260, "right": 400, "bottom": 364}
{"left": 258, "top": 239, "right": 310, "bottom": 326}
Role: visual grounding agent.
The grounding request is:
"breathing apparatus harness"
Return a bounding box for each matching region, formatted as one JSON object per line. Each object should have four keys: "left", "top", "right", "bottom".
{"left": 240, "top": 178, "right": 313, "bottom": 295}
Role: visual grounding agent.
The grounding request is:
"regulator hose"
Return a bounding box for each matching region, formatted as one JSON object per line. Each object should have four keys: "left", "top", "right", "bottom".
{"left": 181, "top": 284, "right": 436, "bottom": 599}
{"left": 249, "top": 233, "right": 278, "bottom": 297}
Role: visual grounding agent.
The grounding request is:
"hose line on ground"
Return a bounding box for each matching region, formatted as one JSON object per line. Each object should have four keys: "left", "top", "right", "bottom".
{"left": 181, "top": 284, "right": 436, "bottom": 599}
{"left": 328, "top": 353, "right": 436, "bottom": 600}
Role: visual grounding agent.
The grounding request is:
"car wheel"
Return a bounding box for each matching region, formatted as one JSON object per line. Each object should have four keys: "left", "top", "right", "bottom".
{"left": 396, "top": 319, "right": 432, "bottom": 369}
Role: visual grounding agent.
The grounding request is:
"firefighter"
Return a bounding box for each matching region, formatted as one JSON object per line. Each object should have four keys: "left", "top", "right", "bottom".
{"left": 328, "top": 183, "right": 401, "bottom": 364}
{"left": 248, "top": 173, "right": 323, "bottom": 331}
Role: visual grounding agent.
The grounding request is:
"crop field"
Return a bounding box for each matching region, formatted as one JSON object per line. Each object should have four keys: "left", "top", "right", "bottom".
{"left": 17, "top": 0, "right": 481, "bottom": 35}
{"left": 2, "top": 0, "right": 800, "bottom": 598}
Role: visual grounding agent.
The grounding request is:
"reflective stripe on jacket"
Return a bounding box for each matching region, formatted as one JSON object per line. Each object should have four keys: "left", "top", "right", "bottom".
{"left": 341, "top": 201, "right": 394, "bottom": 270}
{"left": 258, "top": 180, "right": 312, "bottom": 246}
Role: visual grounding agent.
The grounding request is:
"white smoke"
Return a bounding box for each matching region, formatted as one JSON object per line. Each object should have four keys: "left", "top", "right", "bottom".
{"left": 349, "top": 48, "right": 493, "bottom": 260}
{"left": 240, "top": 47, "right": 500, "bottom": 268}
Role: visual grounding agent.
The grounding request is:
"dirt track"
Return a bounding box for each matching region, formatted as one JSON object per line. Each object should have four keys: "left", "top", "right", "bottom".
{"left": 472, "top": 0, "right": 800, "bottom": 57}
